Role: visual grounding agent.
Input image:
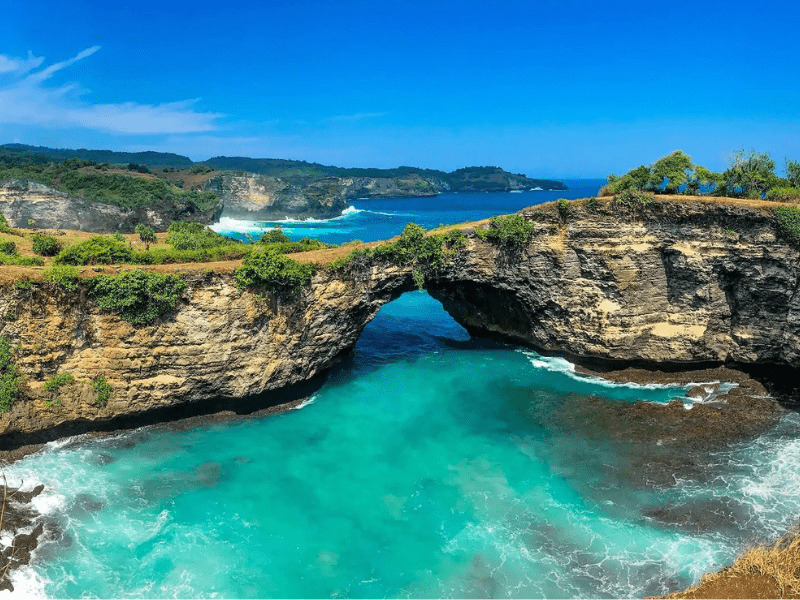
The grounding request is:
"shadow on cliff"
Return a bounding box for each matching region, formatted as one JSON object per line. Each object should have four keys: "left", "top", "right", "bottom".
{"left": 0, "top": 375, "right": 329, "bottom": 453}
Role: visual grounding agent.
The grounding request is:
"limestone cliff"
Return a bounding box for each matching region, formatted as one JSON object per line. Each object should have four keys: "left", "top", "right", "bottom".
{"left": 0, "top": 179, "right": 223, "bottom": 232}
{"left": 204, "top": 174, "right": 349, "bottom": 220}
{"left": 204, "top": 173, "right": 435, "bottom": 221}
{"left": 0, "top": 197, "right": 798, "bottom": 444}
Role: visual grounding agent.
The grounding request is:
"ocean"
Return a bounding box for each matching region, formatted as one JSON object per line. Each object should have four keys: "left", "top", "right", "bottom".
{"left": 6, "top": 180, "right": 800, "bottom": 598}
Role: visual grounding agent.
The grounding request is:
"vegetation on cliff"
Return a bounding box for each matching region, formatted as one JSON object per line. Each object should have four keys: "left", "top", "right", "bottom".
{"left": 603, "top": 150, "right": 800, "bottom": 200}
{"left": 234, "top": 248, "right": 316, "bottom": 296}
{"left": 474, "top": 213, "right": 537, "bottom": 247}
{"left": 88, "top": 270, "right": 187, "bottom": 325}
{"left": 330, "top": 222, "right": 466, "bottom": 289}
{"left": 0, "top": 336, "right": 22, "bottom": 413}
{"left": 776, "top": 206, "right": 800, "bottom": 244}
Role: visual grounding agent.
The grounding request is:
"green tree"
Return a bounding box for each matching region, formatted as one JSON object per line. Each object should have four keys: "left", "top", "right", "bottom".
{"left": 135, "top": 224, "right": 156, "bottom": 251}
{"left": 786, "top": 159, "right": 800, "bottom": 187}
{"left": 723, "top": 150, "right": 776, "bottom": 197}
{"left": 650, "top": 150, "right": 694, "bottom": 194}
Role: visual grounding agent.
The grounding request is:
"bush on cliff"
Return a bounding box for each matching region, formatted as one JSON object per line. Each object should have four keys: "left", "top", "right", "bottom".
{"left": 0, "top": 252, "right": 43, "bottom": 266}
{"left": 0, "top": 336, "right": 22, "bottom": 413}
{"left": 43, "top": 265, "right": 81, "bottom": 291}
{"left": 166, "top": 221, "right": 235, "bottom": 251}
{"left": 776, "top": 206, "right": 800, "bottom": 244}
{"left": 475, "top": 214, "right": 536, "bottom": 247}
{"left": 0, "top": 241, "right": 15, "bottom": 255}
{"left": 42, "top": 372, "right": 75, "bottom": 392}
{"left": 88, "top": 270, "right": 187, "bottom": 325}
{"left": 234, "top": 248, "right": 316, "bottom": 296}
{"left": 767, "top": 187, "right": 800, "bottom": 203}
{"left": 54, "top": 236, "right": 133, "bottom": 265}
{"left": 31, "top": 234, "right": 62, "bottom": 257}
{"left": 260, "top": 227, "right": 290, "bottom": 244}
{"left": 0, "top": 213, "right": 12, "bottom": 234}
{"left": 329, "top": 223, "right": 466, "bottom": 288}
{"left": 131, "top": 244, "right": 250, "bottom": 264}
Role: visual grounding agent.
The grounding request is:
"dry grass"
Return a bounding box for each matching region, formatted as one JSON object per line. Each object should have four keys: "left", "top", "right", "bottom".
{"left": 732, "top": 536, "right": 800, "bottom": 597}
{"left": 667, "top": 533, "right": 800, "bottom": 599}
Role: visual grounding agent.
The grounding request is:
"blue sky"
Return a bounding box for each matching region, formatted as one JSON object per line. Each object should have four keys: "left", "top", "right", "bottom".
{"left": 1, "top": 0, "right": 798, "bottom": 177}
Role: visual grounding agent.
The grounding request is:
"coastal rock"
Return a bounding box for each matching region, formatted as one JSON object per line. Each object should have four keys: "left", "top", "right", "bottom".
{"left": 0, "top": 198, "right": 798, "bottom": 443}
{"left": 0, "top": 179, "right": 223, "bottom": 232}
{"left": 204, "top": 173, "right": 349, "bottom": 220}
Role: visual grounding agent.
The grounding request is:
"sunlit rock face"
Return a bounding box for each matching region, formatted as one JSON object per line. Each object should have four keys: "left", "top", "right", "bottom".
{"left": 0, "top": 179, "right": 222, "bottom": 232}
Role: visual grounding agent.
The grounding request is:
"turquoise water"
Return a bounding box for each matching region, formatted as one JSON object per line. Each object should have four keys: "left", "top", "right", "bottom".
{"left": 7, "top": 185, "right": 800, "bottom": 597}
{"left": 9, "top": 293, "right": 800, "bottom": 598}
{"left": 210, "top": 180, "right": 606, "bottom": 244}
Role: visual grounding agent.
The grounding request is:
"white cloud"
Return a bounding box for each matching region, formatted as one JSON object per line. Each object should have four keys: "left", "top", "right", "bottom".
{"left": 0, "top": 46, "right": 222, "bottom": 134}
{"left": 0, "top": 51, "right": 44, "bottom": 74}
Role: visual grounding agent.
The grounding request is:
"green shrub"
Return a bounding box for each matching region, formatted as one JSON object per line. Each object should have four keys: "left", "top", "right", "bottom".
{"left": 134, "top": 224, "right": 156, "bottom": 250}
{"left": 585, "top": 197, "right": 599, "bottom": 211}
{"left": 12, "top": 277, "right": 33, "bottom": 289}
{"left": 614, "top": 189, "right": 655, "bottom": 208}
{"left": 557, "top": 199, "right": 571, "bottom": 220}
{"left": 43, "top": 265, "right": 81, "bottom": 290}
{"left": 0, "top": 336, "right": 22, "bottom": 413}
{"left": 475, "top": 214, "right": 536, "bottom": 247}
{"left": 54, "top": 236, "right": 133, "bottom": 265}
{"left": 767, "top": 187, "right": 800, "bottom": 203}
{"left": 131, "top": 243, "right": 251, "bottom": 265}
{"left": 112, "top": 232, "right": 126, "bottom": 243}
{"left": 88, "top": 270, "right": 187, "bottom": 325}
{"left": 329, "top": 224, "right": 466, "bottom": 288}
{"left": 0, "top": 241, "right": 16, "bottom": 255}
{"left": 234, "top": 248, "right": 316, "bottom": 296}
{"left": 0, "top": 253, "right": 43, "bottom": 266}
{"left": 0, "top": 213, "right": 12, "bottom": 234}
{"left": 260, "top": 228, "right": 291, "bottom": 244}
{"left": 166, "top": 221, "right": 234, "bottom": 250}
{"left": 92, "top": 375, "right": 112, "bottom": 406}
{"left": 31, "top": 234, "right": 61, "bottom": 256}
{"left": 776, "top": 206, "right": 800, "bottom": 244}
{"left": 43, "top": 372, "right": 75, "bottom": 391}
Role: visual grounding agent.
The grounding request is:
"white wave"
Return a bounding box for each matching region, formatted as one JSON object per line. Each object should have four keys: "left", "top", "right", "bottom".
{"left": 292, "top": 394, "right": 318, "bottom": 410}
{"left": 366, "top": 210, "right": 419, "bottom": 217}
{"left": 273, "top": 205, "right": 364, "bottom": 224}
{"left": 519, "top": 350, "right": 686, "bottom": 392}
{"left": 6, "top": 564, "right": 50, "bottom": 599}
{"left": 209, "top": 216, "right": 270, "bottom": 236}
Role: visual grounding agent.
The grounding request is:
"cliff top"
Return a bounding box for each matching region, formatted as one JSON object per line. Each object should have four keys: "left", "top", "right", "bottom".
{"left": 0, "top": 194, "right": 795, "bottom": 286}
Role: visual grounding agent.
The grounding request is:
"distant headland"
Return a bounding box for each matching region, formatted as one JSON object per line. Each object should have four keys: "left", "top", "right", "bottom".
{"left": 0, "top": 144, "right": 567, "bottom": 230}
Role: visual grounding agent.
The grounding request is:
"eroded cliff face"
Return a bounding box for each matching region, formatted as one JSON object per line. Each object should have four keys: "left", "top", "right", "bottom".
{"left": 0, "top": 179, "right": 223, "bottom": 232}
{"left": 205, "top": 174, "right": 350, "bottom": 220}
{"left": 0, "top": 265, "right": 413, "bottom": 442}
{"left": 0, "top": 198, "right": 797, "bottom": 443}
{"left": 427, "top": 199, "right": 800, "bottom": 367}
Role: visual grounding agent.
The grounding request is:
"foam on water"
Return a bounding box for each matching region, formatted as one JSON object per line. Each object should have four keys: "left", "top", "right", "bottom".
{"left": 519, "top": 350, "right": 739, "bottom": 407}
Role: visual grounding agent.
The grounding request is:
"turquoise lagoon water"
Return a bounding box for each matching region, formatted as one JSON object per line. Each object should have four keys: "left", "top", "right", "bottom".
{"left": 7, "top": 183, "right": 800, "bottom": 598}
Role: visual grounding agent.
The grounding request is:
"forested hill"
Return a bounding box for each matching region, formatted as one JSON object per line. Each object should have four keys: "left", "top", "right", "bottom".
{"left": 1, "top": 144, "right": 567, "bottom": 192}
{"left": 1, "top": 144, "right": 193, "bottom": 168}
{"left": 202, "top": 157, "right": 567, "bottom": 191}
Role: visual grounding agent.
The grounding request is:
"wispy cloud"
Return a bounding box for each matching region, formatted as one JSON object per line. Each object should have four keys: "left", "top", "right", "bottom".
{"left": 0, "top": 46, "right": 223, "bottom": 134}
{"left": 0, "top": 51, "right": 44, "bottom": 74}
